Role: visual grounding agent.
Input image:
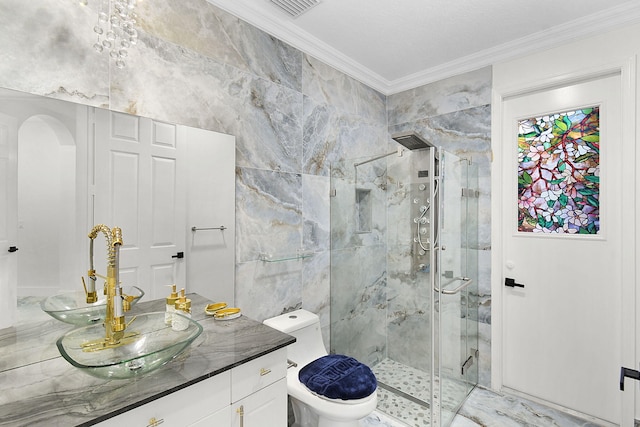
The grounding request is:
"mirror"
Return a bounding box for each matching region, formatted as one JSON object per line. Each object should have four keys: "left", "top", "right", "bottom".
{"left": 0, "top": 87, "right": 236, "bottom": 329}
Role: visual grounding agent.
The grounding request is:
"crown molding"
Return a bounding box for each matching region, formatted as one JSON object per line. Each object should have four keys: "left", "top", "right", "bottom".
{"left": 207, "top": 0, "right": 640, "bottom": 96}
{"left": 390, "top": 1, "right": 640, "bottom": 94}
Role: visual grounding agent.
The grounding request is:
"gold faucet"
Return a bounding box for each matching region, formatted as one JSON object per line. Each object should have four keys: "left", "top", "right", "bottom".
{"left": 81, "top": 224, "right": 138, "bottom": 351}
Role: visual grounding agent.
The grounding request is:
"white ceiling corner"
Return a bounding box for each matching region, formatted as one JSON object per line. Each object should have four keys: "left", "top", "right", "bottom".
{"left": 207, "top": 0, "right": 640, "bottom": 95}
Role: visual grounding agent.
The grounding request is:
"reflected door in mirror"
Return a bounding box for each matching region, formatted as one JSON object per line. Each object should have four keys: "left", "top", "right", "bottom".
{"left": 0, "top": 112, "right": 18, "bottom": 328}
{"left": 93, "top": 110, "right": 186, "bottom": 300}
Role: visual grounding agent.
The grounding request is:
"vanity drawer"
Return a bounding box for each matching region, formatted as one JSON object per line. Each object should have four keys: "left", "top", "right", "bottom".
{"left": 231, "top": 347, "right": 287, "bottom": 402}
{"left": 97, "top": 371, "right": 230, "bottom": 426}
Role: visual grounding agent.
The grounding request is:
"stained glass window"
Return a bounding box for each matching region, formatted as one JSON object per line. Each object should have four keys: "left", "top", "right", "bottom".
{"left": 517, "top": 107, "right": 600, "bottom": 234}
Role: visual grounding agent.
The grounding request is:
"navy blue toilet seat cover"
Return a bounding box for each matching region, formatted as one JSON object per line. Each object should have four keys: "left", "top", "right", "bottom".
{"left": 298, "top": 354, "right": 377, "bottom": 400}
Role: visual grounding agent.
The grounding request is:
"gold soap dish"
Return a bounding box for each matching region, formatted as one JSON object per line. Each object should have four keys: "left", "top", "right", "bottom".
{"left": 205, "top": 302, "right": 228, "bottom": 316}
{"left": 213, "top": 308, "right": 241, "bottom": 320}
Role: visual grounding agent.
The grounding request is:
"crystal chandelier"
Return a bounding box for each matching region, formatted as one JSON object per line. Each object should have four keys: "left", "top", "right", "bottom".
{"left": 82, "top": 0, "right": 139, "bottom": 68}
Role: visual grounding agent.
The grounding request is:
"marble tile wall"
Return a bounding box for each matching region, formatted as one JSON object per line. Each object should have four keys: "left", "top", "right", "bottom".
{"left": 0, "top": 0, "right": 492, "bottom": 388}
{"left": 329, "top": 156, "right": 389, "bottom": 366}
{"left": 0, "top": 0, "right": 388, "bottom": 347}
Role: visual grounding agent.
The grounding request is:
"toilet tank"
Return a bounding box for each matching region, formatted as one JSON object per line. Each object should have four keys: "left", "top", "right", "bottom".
{"left": 263, "top": 309, "right": 327, "bottom": 367}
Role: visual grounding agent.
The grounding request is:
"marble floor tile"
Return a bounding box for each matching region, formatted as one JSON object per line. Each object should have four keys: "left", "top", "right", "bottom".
{"left": 362, "top": 411, "right": 412, "bottom": 427}
{"left": 455, "top": 387, "right": 603, "bottom": 427}
{"left": 365, "top": 357, "right": 602, "bottom": 427}
{"left": 449, "top": 416, "right": 482, "bottom": 427}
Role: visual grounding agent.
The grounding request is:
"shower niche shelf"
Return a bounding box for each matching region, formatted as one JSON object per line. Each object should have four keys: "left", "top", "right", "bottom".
{"left": 258, "top": 251, "right": 313, "bottom": 263}
{"left": 355, "top": 188, "right": 372, "bottom": 233}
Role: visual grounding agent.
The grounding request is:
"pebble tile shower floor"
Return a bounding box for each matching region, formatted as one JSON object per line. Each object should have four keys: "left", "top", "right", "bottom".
{"left": 370, "top": 358, "right": 468, "bottom": 427}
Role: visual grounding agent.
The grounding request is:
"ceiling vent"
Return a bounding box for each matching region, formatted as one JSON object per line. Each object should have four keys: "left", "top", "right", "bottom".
{"left": 270, "top": 0, "right": 321, "bottom": 18}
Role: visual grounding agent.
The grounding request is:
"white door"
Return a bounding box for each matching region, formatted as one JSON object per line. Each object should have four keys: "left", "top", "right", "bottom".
{"left": 182, "top": 125, "right": 235, "bottom": 304}
{"left": 93, "top": 109, "right": 186, "bottom": 300}
{"left": 500, "top": 74, "right": 625, "bottom": 425}
{"left": 0, "top": 112, "right": 18, "bottom": 329}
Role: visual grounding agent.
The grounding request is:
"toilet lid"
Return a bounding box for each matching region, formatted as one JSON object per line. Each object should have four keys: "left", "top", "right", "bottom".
{"left": 298, "top": 354, "right": 377, "bottom": 400}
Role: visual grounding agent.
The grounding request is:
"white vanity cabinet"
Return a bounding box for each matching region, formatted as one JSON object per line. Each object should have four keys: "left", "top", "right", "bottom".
{"left": 95, "top": 348, "right": 288, "bottom": 427}
{"left": 231, "top": 348, "right": 288, "bottom": 427}
{"left": 232, "top": 379, "right": 287, "bottom": 427}
{"left": 96, "top": 371, "right": 230, "bottom": 426}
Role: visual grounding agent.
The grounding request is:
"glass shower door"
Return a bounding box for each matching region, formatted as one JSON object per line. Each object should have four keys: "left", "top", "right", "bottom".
{"left": 329, "top": 147, "right": 478, "bottom": 427}
{"left": 435, "top": 149, "right": 478, "bottom": 426}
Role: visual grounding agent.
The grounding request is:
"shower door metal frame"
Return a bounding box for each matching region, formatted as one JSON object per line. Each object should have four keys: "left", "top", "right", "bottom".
{"left": 432, "top": 147, "right": 479, "bottom": 426}
{"left": 428, "top": 146, "right": 439, "bottom": 425}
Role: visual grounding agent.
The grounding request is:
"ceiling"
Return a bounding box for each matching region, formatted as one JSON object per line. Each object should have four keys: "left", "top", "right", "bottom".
{"left": 207, "top": 0, "right": 640, "bottom": 95}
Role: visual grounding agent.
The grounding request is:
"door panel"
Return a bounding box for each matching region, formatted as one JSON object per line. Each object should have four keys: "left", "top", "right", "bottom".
{"left": 94, "top": 110, "right": 186, "bottom": 300}
{"left": 501, "top": 74, "right": 622, "bottom": 424}
{"left": 0, "top": 112, "right": 18, "bottom": 328}
{"left": 182, "top": 125, "right": 235, "bottom": 303}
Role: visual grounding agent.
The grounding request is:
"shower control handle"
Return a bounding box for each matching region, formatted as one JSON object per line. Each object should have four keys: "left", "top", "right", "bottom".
{"left": 505, "top": 277, "right": 525, "bottom": 288}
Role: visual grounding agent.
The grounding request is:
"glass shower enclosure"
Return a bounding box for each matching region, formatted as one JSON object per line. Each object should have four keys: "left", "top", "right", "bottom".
{"left": 330, "top": 146, "right": 479, "bottom": 426}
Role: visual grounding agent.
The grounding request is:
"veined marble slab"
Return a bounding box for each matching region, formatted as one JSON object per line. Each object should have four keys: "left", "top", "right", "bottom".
{"left": 387, "top": 67, "right": 492, "bottom": 127}
{"left": 0, "top": 0, "right": 109, "bottom": 106}
{"left": 0, "top": 294, "right": 294, "bottom": 426}
{"left": 303, "top": 55, "right": 386, "bottom": 123}
{"left": 456, "top": 387, "right": 604, "bottom": 427}
{"left": 137, "top": 0, "right": 303, "bottom": 92}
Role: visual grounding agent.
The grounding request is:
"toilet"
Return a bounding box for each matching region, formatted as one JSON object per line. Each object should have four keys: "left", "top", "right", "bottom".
{"left": 264, "top": 309, "right": 377, "bottom": 427}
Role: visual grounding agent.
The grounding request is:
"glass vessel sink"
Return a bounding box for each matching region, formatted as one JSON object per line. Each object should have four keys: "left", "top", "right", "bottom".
{"left": 41, "top": 286, "right": 145, "bottom": 325}
{"left": 56, "top": 312, "right": 203, "bottom": 380}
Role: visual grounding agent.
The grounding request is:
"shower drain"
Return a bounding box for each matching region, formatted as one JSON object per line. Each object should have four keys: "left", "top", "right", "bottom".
{"left": 377, "top": 381, "right": 430, "bottom": 408}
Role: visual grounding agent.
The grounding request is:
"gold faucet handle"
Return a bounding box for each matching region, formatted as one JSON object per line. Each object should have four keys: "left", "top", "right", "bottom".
{"left": 121, "top": 293, "right": 136, "bottom": 311}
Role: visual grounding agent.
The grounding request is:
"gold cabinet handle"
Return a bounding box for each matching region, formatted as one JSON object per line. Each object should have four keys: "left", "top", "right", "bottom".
{"left": 236, "top": 405, "right": 244, "bottom": 427}
{"left": 147, "top": 417, "right": 164, "bottom": 427}
{"left": 260, "top": 368, "right": 271, "bottom": 376}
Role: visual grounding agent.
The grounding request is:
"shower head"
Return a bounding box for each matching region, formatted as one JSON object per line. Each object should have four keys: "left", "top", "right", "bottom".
{"left": 391, "top": 132, "right": 433, "bottom": 150}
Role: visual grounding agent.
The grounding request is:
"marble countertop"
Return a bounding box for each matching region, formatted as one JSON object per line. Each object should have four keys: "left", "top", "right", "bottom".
{"left": 0, "top": 294, "right": 295, "bottom": 426}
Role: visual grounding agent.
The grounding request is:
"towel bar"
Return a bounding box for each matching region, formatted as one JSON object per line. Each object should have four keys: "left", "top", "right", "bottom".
{"left": 191, "top": 226, "right": 226, "bottom": 232}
